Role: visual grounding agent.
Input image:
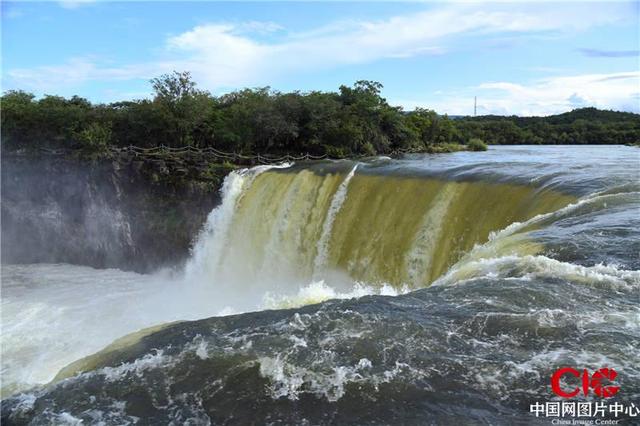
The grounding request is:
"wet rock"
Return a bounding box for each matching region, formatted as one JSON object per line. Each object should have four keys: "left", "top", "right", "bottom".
{"left": 1, "top": 153, "right": 236, "bottom": 273}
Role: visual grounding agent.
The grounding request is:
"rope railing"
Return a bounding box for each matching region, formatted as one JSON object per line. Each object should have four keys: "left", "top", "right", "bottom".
{"left": 109, "top": 145, "right": 330, "bottom": 164}
{"left": 11, "top": 145, "right": 416, "bottom": 162}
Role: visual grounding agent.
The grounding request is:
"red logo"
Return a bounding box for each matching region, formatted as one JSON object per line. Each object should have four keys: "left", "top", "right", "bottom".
{"left": 551, "top": 367, "right": 620, "bottom": 398}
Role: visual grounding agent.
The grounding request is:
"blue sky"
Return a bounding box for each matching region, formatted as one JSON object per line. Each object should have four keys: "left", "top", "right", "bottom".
{"left": 2, "top": 1, "right": 639, "bottom": 115}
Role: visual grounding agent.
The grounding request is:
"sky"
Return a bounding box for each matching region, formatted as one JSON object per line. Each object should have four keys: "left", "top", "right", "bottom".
{"left": 1, "top": 1, "right": 639, "bottom": 116}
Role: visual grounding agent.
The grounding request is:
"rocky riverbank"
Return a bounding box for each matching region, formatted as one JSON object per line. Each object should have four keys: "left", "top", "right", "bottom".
{"left": 1, "top": 152, "right": 236, "bottom": 273}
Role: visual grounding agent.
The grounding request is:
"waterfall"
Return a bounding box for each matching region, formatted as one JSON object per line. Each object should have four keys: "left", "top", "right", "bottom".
{"left": 186, "top": 163, "right": 575, "bottom": 291}
{"left": 184, "top": 163, "right": 293, "bottom": 284}
{"left": 313, "top": 164, "right": 358, "bottom": 278}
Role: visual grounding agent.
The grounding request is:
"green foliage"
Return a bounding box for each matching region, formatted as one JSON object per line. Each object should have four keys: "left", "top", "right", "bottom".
{"left": 467, "top": 138, "right": 488, "bottom": 151}
{"left": 3, "top": 73, "right": 639, "bottom": 158}
{"left": 423, "top": 142, "right": 467, "bottom": 153}
{"left": 75, "top": 122, "right": 112, "bottom": 152}
{"left": 457, "top": 108, "right": 640, "bottom": 145}
{"left": 406, "top": 108, "right": 460, "bottom": 148}
{"left": 151, "top": 71, "right": 200, "bottom": 105}
{"left": 1, "top": 91, "right": 94, "bottom": 151}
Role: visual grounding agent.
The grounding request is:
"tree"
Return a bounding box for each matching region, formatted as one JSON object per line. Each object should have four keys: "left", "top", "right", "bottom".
{"left": 151, "top": 71, "right": 201, "bottom": 106}
{"left": 1, "top": 90, "right": 37, "bottom": 150}
{"left": 3, "top": 78, "right": 639, "bottom": 156}
{"left": 149, "top": 71, "right": 213, "bottom": 146}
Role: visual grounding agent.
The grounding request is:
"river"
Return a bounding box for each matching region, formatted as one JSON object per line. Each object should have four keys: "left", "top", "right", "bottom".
{"left": 2, "top": 145, "right": 639, "bottom": 424}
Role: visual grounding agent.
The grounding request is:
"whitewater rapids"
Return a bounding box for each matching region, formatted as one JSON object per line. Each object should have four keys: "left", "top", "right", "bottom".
{"left": 1, "top": 146, "right": 639, "bottom": 424}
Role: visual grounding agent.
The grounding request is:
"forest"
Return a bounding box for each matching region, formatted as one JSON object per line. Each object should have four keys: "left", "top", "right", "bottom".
{"left": 2, "top": 71, "right": 639, "bottom": 157}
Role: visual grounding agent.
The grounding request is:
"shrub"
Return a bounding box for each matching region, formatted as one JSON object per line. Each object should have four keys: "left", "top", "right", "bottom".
{"left": 467, "top": 138, "right": 488, "bottom": 151}
{"left": 76, "top": 122, "right": 112, "bottom": 153}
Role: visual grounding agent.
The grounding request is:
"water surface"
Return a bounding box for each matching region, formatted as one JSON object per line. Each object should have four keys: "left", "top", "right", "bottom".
{"left": 2, "top": 146, "right": 639, "bottom": 424}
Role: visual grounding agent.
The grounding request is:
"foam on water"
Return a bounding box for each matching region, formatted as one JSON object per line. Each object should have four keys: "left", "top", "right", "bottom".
{"left": 0, "top": 264, "right": 169, "bottom": 397}
{"left": 434, "top": 254, "right": 640, "bottom": 291}
{"left": 184, "top": 162, "right": 292, "bottom": 283}
{"left": 487, "top": 190, "right": 638, "bottom": 243}
{"left": 3, "top": 147, "right": 639, "bottom": 422}
{"left": 258, "top": 355, "right": 375, "bottom": 402}
{"left": 262, "top": 280, "right": 407, "bottom": 310}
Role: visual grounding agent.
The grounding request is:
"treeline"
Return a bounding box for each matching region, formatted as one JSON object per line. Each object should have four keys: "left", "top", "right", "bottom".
{"left": 2, "top": 72, "right": 638, "bottom": 157}
{"left": 1, "top": 73, "right": 463, "bottom": 157}
{"left": 457, "top": 108, "right": 640, "bottom": 145}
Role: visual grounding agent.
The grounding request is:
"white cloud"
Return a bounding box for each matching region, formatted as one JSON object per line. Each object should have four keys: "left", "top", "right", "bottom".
{"left": 236, "top": 21, "right": 284, "bottom": 35}
{"left": 478, "top": 72, "right": 640, "bottom": 115}
{"left": 6, "top": 57, "right": 158, "bottom": 92}
{"left": 5, "top": 2, "right": 636, "bottom": 114}
{"left": 399, "top": 71, "right": 640, "bottom": 116}
{"left": 58, "top": 0, "right": 97, "bottom": 10}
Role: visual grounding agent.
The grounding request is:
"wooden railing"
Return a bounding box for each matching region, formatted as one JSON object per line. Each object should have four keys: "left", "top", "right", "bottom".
{"left": 10, "top": 145, "right": 417, "bottom": 163}
{"left": 109, "top": 145, "right": 330, "bottom": 164}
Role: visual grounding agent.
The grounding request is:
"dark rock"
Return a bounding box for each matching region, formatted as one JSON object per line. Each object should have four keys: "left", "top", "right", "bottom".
{"left": 1, "top": 153, "right": 235, "bottom": 273}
